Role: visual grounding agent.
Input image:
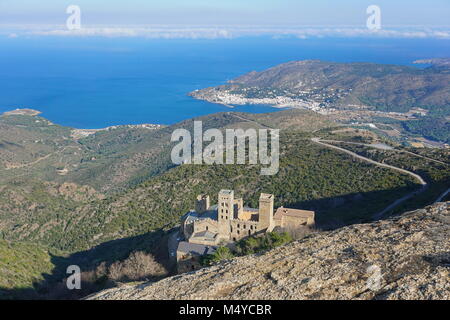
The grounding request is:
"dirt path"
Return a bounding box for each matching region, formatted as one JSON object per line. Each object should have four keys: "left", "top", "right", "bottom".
{"left": 4, "top": 152, "right": 53, "bottom": 170}
{"left": 311, "top": 138, "right": 428, "bottom": 220}
{"left": 400, "top": 150, "right": 448, "bottom": 167}
{"left": 3, "top": 145, "right": 81, "bottom": 171}
{"left": 228, "top": 113, "right": 273, "bottom": 129}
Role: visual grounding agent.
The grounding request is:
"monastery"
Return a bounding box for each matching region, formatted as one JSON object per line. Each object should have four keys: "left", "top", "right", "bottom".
{"left": 176, "top": 190, "right": 315, "bottom": 271}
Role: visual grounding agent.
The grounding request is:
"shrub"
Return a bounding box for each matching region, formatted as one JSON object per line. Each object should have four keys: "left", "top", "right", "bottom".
{"left": 108, "top": 251, "right": 168, "bottom": 282}
{"left": 201, "top": 247, "right": 234, "bottom": 266}
{"left": 236, "top": 231, "right": 293, "bottom": 255}
{"left": 283, "top": 225, "right": 315, "bottom": 240}
{"left": 203, "top": 231, "right": 294, "bottom": 267}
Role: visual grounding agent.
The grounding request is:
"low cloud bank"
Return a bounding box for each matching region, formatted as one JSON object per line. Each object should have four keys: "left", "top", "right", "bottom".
{"left": 1, "top": 25, "right": 449, "bottom": 39}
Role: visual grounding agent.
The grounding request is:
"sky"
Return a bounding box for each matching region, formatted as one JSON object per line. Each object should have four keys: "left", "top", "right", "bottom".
{"left": 0, "top": 0, "right": 449, "bottom": 26}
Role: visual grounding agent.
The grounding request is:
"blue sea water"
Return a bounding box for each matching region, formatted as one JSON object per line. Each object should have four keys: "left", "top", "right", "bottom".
{"left": 0, "top": 36, "right": 449, "bottom": 128}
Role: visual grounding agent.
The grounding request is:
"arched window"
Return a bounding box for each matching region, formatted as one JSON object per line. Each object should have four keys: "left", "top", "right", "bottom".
{"left": 249, "top": 230, "right": 251, "bottom": 236}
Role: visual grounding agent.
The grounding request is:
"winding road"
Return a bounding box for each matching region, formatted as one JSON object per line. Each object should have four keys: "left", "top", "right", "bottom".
{"left": 434, "top": 187, "right": 450, "bottom": 203}
{"left": 205, "top": 112, "right": 447, "bottom": 218}
{"left": 229, "top": 112, "right": 446, "bottom": 218}
{"left": 318, "top": 138, "right": 448, "bottom": 166}
{"left": 311, "top": 138, "right": 428, "bottom": 220}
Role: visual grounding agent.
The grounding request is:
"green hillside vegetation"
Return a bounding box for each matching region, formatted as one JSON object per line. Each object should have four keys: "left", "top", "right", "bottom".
{"left": 1, "top": 130, "right": 419, "bottom": 252}
{"left": 201, "top": 232, "right": 293, "bottom": 266}
{"left": 321, "top": 140, "right": 450, "bottom": 214}
{"left": 0, "top": 240, "right": 57, "bottom": 298}
{"left": 0, "top": 113, "right": 169, "bottom": 193}
{"left": 1, "top": 109, "right": 448, "bottom": 298}
{"left": 0, "top": 110, "right": 332, "bottom": 194}
{"left": 402, "top": 117, "right": 450, "bottom": 143}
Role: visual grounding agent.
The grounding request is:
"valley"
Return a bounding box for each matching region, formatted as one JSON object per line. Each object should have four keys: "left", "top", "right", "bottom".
{"left": 0, "top": 107, "right": 448, "bottom": 299}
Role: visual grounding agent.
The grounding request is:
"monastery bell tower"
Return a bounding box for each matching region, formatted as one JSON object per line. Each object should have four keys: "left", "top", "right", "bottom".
{"left": 258, "top": 193, "right": 274, "bottom": 231}
{"left": 217, "top": 189, "right": 234, "bottom": 238}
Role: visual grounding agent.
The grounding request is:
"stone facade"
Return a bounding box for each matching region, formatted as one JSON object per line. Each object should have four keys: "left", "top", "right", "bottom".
{"left": 273, "top": 207, "right": 315, "bottom": 229}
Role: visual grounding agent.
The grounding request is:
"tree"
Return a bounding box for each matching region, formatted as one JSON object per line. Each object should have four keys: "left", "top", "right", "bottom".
{"left": 201, "top": 247, "right": 234, "bottom": 266}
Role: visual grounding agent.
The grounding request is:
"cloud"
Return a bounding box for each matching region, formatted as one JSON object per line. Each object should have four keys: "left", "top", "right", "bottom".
{"left": 33, "top": 27, "right": 235, "bottom": 39}
{"left": 7, "top": 33, "right": 18, "bottom": 38}
{"left": 2, "top": 25, "right": 450, "bottom": 40}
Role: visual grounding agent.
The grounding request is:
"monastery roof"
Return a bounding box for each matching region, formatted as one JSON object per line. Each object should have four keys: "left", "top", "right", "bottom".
{"left": 192, "top": 230, "right": 217, "bottom": 239}
{"left": 183, "top": 205, "right": 219, "bottom": 224}
{"left": 274, "top": 207, "right": 315, "bottom": 220}
{"left": 177, "top": 241, "right": 217, "bottom": 256}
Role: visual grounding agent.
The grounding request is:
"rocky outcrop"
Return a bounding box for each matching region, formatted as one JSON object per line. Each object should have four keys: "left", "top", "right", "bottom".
{"left": 89, "top": 202, "right": 449, "bottom": 300}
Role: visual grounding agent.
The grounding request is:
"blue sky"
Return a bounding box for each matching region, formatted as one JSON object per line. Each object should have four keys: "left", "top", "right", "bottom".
{"left": 1, "top": 0, "right": 449, "bottom": 26}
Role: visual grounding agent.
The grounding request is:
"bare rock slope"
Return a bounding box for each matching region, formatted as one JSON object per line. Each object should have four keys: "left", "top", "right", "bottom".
{"left": 90, "top": 202, "right": 449, "bottom": 300}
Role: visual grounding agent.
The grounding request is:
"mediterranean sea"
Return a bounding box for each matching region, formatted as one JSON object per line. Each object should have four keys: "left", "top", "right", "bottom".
{"left": 0, "top": 36, "right": 448, "bottom": 128}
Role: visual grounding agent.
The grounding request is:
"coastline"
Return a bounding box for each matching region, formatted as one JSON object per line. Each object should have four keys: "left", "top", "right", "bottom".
{"left": 1, "top": 108, "right": 164, "bottom": 138}
{"left": 189, "top": 90, "right": 336, "bottom": 115}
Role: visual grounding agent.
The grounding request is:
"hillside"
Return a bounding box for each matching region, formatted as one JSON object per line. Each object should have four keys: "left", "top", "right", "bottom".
{"left": 1, "top": 109, "right": 447, "bottom": 254}
{"left": 0, "top": 240, "right": 58, "bottom": 299}
{"left": 190, "top": 60, "right": 450, "bottom": 145}
{"left": 0, "top": 111, "right": 166, "bottom": 193}
{"left": 1, "top": 109, "right": 448, "bottom": 298}
{"left": 0, "top": 130, "right": 421, "bottom": 252}
{"left": 89, "top": 202, "right": 450, "bottom": 300}
{"left": 190, "top": 60, "right": 450, "bottom": 114}
{"left": 0, "top": 109, "right": 332, "bottom": 193}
